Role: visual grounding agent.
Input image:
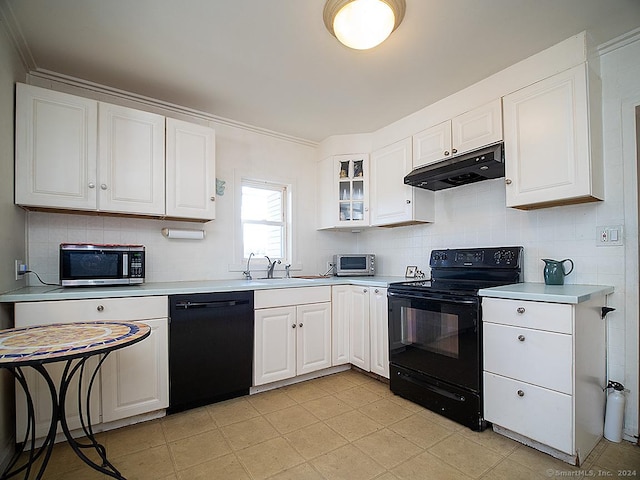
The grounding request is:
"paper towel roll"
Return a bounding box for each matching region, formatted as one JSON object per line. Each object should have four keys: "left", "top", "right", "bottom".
{"left": 161, "top": 228, "right": 205, "bottom": 240}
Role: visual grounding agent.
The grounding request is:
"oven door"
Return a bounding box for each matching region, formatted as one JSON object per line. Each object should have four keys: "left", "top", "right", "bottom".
{"left": 387, "top": 289, "right": 480, "bottom": 392}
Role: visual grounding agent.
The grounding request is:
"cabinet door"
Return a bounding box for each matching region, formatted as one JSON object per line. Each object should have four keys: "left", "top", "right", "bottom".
{"left": 369, "top": 287, "right": 389, "bottom": 379}
{"left": 335, "top": 154, "right": 369, "bottom": 228}
{"left": 503, "top": 64, "right": 599, "bottom": 208}
{"left": 484, "top": 322, "right": 572, "bottom": 394}
{"left": 331, "top": 286, "right": 351, "bottom": 366}
{"left": 484, "top": 372, "right": 573, "bottom": 454}
{"left": 370, "top": 138, "right": 413, "bottom": 226}
{"left": 412, "top": 120, "right": 451, "bottom": 168}
{"left": 452, "top": 99, "right": 502, "bottom": 156}
{"left": 254, "top": 307, "right": 296, "bottom": 385}
{"left": 296, "top": 302, "right": 332, "bottom": 375}
{"left": 15, "top": 83, "right": 98, "bottom": 210}
{"left": 15, "top": 357, "right": 100, "bottom": 440}
{"left": 98, "top": 102, "right": 165, "bottom": 215}
{"left": 349, "top": 286, "right": 370, "bottom": 371}
{"left": 101, "top": 318, "right": 169, "bottom": 422}
{"left": 166, "top": 118, "right": 216, "bottom": 220}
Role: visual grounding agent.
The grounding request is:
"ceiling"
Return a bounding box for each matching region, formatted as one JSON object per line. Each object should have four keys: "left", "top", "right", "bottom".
{"left": 3, "top": 0, "right": 640, "bottom": 143}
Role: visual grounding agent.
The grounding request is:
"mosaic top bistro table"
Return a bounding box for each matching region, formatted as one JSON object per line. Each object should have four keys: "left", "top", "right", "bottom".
{"left": 0, "top": 321, "right": 151, "bottom": 480}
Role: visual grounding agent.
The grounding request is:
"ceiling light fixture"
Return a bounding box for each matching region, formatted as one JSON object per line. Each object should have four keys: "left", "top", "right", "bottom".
{"left": 323, "top": 0, "right": 406, "bottom": 50}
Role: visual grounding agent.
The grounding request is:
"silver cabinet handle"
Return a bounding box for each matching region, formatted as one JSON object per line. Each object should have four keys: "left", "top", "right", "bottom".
{"left": 363, "top": 288, "right": 368, "bottom": 293}
{"left": 452, "top": 148, "right": 458, "bottom": 154}
{"left": 518, "top": 335, "right": 525, "bottom": 342}
{"left": 292, "top": 324, "right": 296, "bottom": 329}
{"left": 299, "top": 323, "right": 303, "bottom": 328}
{"left": 517, "top": 390, "right": 525, "bottom": 397}
{"left": 88, "top": 182, "right": 95, "bottom": 189}
{"left": 210, "top": 197, "right": 215, "bottom": 202}
{"left": 406, "top": 199, "right": 411, "bottom": 204}
{"left": 505, "top": 179, "right": 513, "bottom": 185}
{"left": 374, "top": 289, "right": 379, "bottom": 294}
{"left": 516, "top": 307, "right": 525, "bottom": 314}
{"left": 97, "top": 305, "right": 104, "bottom": 312}
{"left": 100, "top": 184, "right": 108, "bottom": 190}
{"left": 444, "top": 151, "right": 450, "bottom": 156}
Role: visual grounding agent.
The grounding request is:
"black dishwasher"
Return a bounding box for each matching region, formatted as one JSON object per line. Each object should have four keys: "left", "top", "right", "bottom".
{"left": 168, "top": 291, "right": 254, "bottom": 414}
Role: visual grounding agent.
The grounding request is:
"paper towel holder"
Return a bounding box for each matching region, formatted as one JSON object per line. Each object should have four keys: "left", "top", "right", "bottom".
{"left": 161, "top": 228, "right": 206, "bottom": 240}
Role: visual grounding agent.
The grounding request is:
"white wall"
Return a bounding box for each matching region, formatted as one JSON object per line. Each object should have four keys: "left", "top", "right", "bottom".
{"left": 0, "top": 16, "right": 27, "bottom": 469}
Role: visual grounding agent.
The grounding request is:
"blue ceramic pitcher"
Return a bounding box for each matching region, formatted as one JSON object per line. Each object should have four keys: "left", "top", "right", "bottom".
{"left": 542, "top": 258, "right": 574, "bottom": 285}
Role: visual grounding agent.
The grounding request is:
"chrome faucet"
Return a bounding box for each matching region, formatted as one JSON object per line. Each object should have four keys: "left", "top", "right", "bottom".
{"left": 243, "top": 252, "right": 255, "bottom": 280}
{"left": 265, "top": 256, "right": 281, "bottom": 279}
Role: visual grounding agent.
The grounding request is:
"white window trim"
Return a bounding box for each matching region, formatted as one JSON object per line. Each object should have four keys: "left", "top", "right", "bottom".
{"left": 230, "top": 170, "right": 297, "bottom": 275}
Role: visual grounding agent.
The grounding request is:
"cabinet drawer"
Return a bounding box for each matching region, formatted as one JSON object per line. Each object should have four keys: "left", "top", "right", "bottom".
{"left": 15, "top": 296, "right": 168, "bottom": 327}
{"left": 255, "top": 286, "right": 331, "bottom": 309}
{"left": 484, "top": 322, "right": 572, "bottom": 394}
{"left": 484, "top": 372, "right": 573, "bottom": 454}
{"left": 482, "top": 297, "right": 572, "bottom": 333}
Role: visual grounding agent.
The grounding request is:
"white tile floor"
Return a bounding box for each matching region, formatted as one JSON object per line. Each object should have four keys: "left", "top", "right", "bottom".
{"left": 27, "top": 370, "right": 640, "bottom": 479}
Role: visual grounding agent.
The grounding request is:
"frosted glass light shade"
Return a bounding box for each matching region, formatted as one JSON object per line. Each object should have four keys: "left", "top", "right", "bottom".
{"left": 324, "top": 0, "right": 406, "bottom": 50}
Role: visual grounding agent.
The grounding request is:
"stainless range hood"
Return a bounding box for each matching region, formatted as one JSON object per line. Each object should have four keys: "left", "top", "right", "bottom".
{"left": 404, "top": 143, "right": 504, "bottom": 191}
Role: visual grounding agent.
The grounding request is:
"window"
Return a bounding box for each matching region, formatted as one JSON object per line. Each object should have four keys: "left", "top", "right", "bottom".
{"left": 241, "top": 179, "right": 289, "bottom": 260}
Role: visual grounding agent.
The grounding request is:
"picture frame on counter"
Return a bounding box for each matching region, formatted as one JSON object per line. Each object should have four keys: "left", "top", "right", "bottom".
{"left": 405, "top": 266, "right": 417, "bottom": 278}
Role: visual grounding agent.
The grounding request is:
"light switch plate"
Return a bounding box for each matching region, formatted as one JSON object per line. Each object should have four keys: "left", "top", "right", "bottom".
{"left": 596, "top": 225, "right": 624, "bottom": 247}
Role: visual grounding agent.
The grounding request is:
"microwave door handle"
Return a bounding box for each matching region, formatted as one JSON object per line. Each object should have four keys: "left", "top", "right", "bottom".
{"left": 123, "top": 253, "right": 129, "bottom": 277}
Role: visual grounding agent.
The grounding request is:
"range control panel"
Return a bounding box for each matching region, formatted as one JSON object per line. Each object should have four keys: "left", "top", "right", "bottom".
{"left": 430, "top": 246, "right": 523, "bottom": 268}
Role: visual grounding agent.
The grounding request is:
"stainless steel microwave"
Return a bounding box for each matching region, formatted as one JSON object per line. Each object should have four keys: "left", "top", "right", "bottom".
{"left": 332, "top": 254, "right": 375, "bottom": 276}
{"left": 60, "top": 244, "right": 145, "bottom": 287}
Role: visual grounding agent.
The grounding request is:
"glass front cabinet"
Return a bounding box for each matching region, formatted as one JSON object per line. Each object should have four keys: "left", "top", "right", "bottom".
{"left": 335, "top": 154, "right": 369, "bottom": 228}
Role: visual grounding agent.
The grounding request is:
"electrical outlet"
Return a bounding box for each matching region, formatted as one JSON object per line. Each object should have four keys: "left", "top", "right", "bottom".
{"left": 596, "top": 225, "right": 624, "bottom": 247}
{"left": 15, "top": 260, "right": 27, "bottom": 280}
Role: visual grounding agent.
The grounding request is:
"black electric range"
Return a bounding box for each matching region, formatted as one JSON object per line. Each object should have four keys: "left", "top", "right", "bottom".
{"left": 387, "top": 246, "right": 524, "bottom": 431}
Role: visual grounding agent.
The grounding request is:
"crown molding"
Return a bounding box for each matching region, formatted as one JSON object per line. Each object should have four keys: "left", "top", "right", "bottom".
{"left": 27, "top": 68, "right": 319, "bottom": 148}
{"left": 0, "top": 1, "right": 36, "bottom": 71}
{"left": 598, "top": 27, "right": 640, "bottom": 56}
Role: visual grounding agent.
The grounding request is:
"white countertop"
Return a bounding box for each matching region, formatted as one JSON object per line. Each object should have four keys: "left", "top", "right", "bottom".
{"left": 478, "top": 282, "right": 614, "bottom": 304}
{"left": 0, "top": 276, "right": 406, "bottom": 303}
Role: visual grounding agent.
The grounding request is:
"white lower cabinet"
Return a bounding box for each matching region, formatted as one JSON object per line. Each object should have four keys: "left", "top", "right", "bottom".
{"left": 101, "top": 317, "right": 169, "bottom": 422}
{"left": 482, "top": 296, "right": 606, "bottom": 466}
{"left": 253, "top": 287, "right": 332, "bottom": 386}
{"left": 14, "top": 296, "right": 169, "bottom": 439}
{"left": 332, "top": 285, "right": 389, "bottom": 379}
{"left": 369, "top": 287, "right": 389, "bottom": 378}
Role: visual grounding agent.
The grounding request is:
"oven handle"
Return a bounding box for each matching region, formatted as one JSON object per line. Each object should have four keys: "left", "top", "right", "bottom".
{"left": 388, "top": 291, "right": 478, "bottom": 305}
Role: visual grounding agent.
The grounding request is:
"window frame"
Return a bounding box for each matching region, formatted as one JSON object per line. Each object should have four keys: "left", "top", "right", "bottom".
{"left": 240, "top": 178, "right": 291, "bottom": 263}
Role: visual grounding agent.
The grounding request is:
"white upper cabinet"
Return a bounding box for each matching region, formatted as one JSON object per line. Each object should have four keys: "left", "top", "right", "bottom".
{"left": 412, "top": 121, "right": 451, "bottom": 168}
{"left": 370, "top": 138, "right": 434, "bottom": 227}
{"left": 98, "top": 102, "right": 165, "bottom": 215}
{"left": 15, "top": 83, "right": 217, "bottom": 221}
{"left": 165, "top": 118, "right": 216, "bottom": 220}
{"left": 503, "top": 64, "right": 603, "bottom": 209}
{"left": 413, "top": 99, "right": 503, "bottom": 168}
{"left": 15, "top": 83, "right": 98, "bottom": 210}
{"left": 317, "top": 153, "right": 369, "bottom": 229}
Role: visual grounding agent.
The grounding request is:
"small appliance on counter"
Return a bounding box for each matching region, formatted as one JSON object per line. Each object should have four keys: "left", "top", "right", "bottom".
{"left": 332, "top": 254, "right": 375, "bottom": 276}
{"left": 59, "top": 243, "right": 145, "bottom": 287}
